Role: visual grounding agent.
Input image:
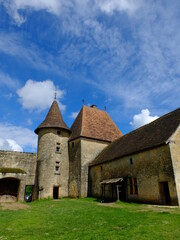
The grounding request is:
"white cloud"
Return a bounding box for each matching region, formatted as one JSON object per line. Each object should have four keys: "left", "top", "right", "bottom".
{"left": 0, "top": 139, "right": 23, "bottom": 152}
{"left": 17, "top": 80, "right": 66, "bottom": 112}
{"left": 0, "top": 123, "right": 37, "bottom": 152}
{"left": 69, "top": 111, "right": 79, "bottom": 119}
{"left": 130, "top": 109, "right": 159, "bottom": 129}
{"left": 97, "top": 0, "right": 140, "bottom": 15}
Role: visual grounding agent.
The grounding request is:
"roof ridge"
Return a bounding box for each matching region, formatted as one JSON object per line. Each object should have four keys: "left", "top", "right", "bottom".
{"left": 125, "top": 107, "right": 180, "bottom": 141}
{"left": 90, "top": 107, "right": 180, "bottom": 166}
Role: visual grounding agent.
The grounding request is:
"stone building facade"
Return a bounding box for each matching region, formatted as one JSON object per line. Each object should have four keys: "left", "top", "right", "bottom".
{"left": 89, "top": 108, "right": 180, "bottom": 205}
{"left": 0, "top": 99, "right": 179, "bottom": 206}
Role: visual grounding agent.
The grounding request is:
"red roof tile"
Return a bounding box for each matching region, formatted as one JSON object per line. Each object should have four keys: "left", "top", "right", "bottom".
{"left": 69, "top": 105, "right": 123, "bottom": 142}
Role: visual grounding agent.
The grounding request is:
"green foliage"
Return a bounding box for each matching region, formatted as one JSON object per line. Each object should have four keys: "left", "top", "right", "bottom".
{"left": 25, "top": 186, "right": 33, "bottom": 195}
{"left": 0, "top": 199, "right": 180, "bottom": 240}
{"left": 0, "top": 168, "right": 26, "bottom": 174}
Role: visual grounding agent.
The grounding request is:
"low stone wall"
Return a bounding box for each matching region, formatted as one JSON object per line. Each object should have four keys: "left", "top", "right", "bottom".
{"left": 0, "top": 150, "right": 37, "bottom": 201}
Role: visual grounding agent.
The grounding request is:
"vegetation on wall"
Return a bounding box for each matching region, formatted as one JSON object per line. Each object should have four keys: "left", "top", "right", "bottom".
{"left": 0, "top": 168, "right": 26, "bottom": 174}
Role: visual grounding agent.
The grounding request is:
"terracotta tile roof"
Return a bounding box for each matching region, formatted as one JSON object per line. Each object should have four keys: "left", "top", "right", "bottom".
{"left": 69, "top": 105, "right": 123, "bottom": 142}
{"left": 90, "top": 107, "right": 180, "bottom": 166}
{"left": 35, "top": 100, "right": 70, "bottom": 134}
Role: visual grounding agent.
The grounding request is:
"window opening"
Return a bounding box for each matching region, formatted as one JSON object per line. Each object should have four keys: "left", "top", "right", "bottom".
{"left": 55, "top": 161, "right": 60, "bottom": 173}
{"left": 128, "top": 177, "right": 138, "bottom": 195}
{"left": 56, "top": 143, "right": 60, "bottom": 152}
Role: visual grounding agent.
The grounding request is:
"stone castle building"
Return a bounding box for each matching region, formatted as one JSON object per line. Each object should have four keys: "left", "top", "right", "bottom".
{"left": 0, "top": 99, "right": 180, "bottom": 206}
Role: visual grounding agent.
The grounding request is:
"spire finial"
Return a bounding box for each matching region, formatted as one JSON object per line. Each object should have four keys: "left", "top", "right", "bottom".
{"left": 54, "top": 91, "right": 57, "bottom": 100}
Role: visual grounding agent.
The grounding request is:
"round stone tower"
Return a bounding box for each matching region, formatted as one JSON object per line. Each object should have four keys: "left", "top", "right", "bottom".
{"left": 34, "top": 99, "right": 71, "bottom": 199}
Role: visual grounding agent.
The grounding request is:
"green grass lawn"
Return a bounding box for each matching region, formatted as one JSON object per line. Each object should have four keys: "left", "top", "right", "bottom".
{"left": 0, "top": 198, "right": 180, "bottom": 240}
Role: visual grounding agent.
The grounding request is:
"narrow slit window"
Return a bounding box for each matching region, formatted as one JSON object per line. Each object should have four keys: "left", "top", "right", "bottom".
{"left": 56, "top": 143, "right": 60, "bottom": 152}
{"left": 128, "top": 177, "right": 138, "bottom": 195}
{"left": 55, "top": 161, "right": 60, "bottom": 173}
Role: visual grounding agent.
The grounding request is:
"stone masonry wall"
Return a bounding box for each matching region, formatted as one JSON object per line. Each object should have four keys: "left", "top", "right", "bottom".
{"left": 89, "top": 144, "right": 178, "bottom": 205}
{"left": 68, "top": 138, "right": 108, "bottom": 198}
{"left": 0, "top": 150, "right": 37, "bottom": 201}
{"left": 68, "top": 138, "right": 81, "bottom": 197}
{"left": 37, "top": 128, "right": 70, "bottom": 199}
{"left": 169, "top": 126, "right": 180, "bottom": 205}
{"left": 80, "top": 138, "right": 108, "bottom": 197}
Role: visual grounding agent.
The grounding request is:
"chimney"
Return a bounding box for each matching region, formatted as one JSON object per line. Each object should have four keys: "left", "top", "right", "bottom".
{"left": 90, "top": 104, "right": 97, "bottom": 108}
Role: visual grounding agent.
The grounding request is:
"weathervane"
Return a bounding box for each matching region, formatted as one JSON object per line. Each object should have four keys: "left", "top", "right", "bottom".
{"left": 54, "top": 90, "right": 57, "bottom": 100}
{"left": 82, "top": 99, "right": 85, "bottom": 105}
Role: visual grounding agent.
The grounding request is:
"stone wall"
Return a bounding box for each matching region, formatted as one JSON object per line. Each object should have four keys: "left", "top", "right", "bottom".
{"left": 0, "top": 150, "right": 37, "bottom": 201}
{"left": 89, "top": 144, "right": 178, "bottom": 205}
{"left": 69, "top": 138, "right": 108, "bottom": 198}
{"left": 80, "top": 138, "right": 108, "bottom": 197}
{"left": 68, "top": 138, "right": 81, "bottom": 197}
{"left": 37, "top": 128, "right": 70, "bottom": 199}
{"left": 169, "top": 126, "right": 180, "bottom": 205}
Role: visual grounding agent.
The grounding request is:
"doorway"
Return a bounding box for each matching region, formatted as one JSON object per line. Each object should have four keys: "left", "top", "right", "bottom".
{"left": 0, "top": 178, "right": 20, "bottom": 201}
{"left": 159, "top": 182, "right": 171, "bottom": 205}
{"left": 53, "top": 186, "right": 59, "bottom": 199}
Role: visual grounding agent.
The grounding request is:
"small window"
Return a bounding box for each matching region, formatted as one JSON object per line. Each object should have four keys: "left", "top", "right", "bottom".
{"left": 56, "top": 143, "right": 61, "bottom": 152}
{"left": 72, "top": 142, "right": 74, "bottom": 148}
{"left": 128, "top": 177, "right": 138, "bottom": 195}
{"left": 129, "top": 157, "right": 133, "bottom": 165}
{"left": 57, "top": 130, "right": 61, "bottom": 136}
{"left": 56, "top": 146, "right": 60, "bottom": 152}
{"left": 55, "top": 161, "right": 60, "bottom": 173}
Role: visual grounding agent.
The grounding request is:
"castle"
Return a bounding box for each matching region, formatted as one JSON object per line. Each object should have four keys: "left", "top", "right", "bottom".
{"left": 0, "top": 99, "right": 180, "bottom": 206}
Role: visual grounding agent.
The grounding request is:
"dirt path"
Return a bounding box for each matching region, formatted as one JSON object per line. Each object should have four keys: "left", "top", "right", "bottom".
{"left": 0, "top": 202, "right": 29, "bottom": 211}
{"left": 98, "top": 202, "right": 179, "bottom": 213}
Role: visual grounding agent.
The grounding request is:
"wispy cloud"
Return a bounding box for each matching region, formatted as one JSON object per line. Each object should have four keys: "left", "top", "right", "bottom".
{"left": 69, "top": 111, "right": 79, "bottom": 119}
{"left": 1, "top": 0, "right": 179, "bottom": 115}
{"left": 0, "top": 32, "right": 69, "bottom": 78}
{"left": 97, "top": 0, "right": 141, "bottom": 15}
{"left": 1, "top": 0, "right": 141, "bottom": 26}
{"left": 0, "top": 70, "right": 19, "bottom": 89}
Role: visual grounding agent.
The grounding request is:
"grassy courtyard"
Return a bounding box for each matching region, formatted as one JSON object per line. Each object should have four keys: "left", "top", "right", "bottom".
{"left": 0, "top": 198, "right": 180, "bottom": 240}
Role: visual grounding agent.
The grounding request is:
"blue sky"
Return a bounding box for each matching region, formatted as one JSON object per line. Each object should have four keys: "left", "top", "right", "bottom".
{"left": 0, "top": 0, "right": 179, "bottom": 152}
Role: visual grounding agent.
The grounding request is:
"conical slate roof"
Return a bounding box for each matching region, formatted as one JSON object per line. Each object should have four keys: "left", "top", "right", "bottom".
{"left": 35, "top": 100, "right": 70, "bottom": 134}
{"left": 69, "top": 105, "right": 123, "bottom": 142}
